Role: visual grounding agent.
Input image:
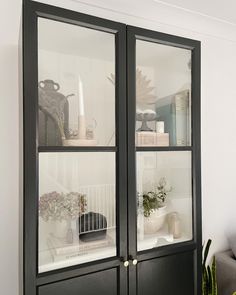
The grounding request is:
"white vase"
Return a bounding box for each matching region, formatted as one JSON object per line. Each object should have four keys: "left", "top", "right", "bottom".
{"left": 47, "top": 219, "right": 74, "bottom": 243}
{"left": 144, "top": 207, "right": 167, "bottom": 234}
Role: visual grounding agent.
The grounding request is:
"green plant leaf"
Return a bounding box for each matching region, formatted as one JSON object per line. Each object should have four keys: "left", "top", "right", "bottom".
{"left": 211, "top": 256, "right": 217, "bottom": 295}
{"left": 203, "top": 239, "right": 212, "bottom": 268}
{"left": 207, "top": 265, "right": 212, "bottom": 294}
{"left": 202, "top": 267, "right": 209, "bottom": 295}
{"left": 202, "top": 239, "right": 218, "bottom": 295}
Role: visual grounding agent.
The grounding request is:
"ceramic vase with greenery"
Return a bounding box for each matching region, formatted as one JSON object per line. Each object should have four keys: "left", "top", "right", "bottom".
{"left": 139, "top": 177, "right": 172, "bottom": 234}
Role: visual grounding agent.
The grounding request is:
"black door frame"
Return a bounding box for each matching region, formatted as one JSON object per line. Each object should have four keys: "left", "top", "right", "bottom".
{"left": 23, "top": 2, "right": 128, "bottom": 295}
{"left": 126, "top": 25, "right": 201, "bottom": 295}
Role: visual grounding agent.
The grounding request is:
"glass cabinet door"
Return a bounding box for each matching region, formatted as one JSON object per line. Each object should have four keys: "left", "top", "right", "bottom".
{"left": 135, "top": 38, "right": 193, "bottom": 251}
{"left": 137, "top": 151, "right": 192, "bottom": 251}
{"left": 38, "top": 18, "right": 115, "bottom": 147}
{"left": 135, "top": 40, "right": 192, "bottom": 147}
{"left": 37, "top": 17, "right": 119, "bottom": 273}
{"left": 38, "top": 152, "right": 117, "bottom": 272}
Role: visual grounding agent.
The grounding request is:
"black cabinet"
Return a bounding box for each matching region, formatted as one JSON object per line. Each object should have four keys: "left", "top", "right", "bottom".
{"left": 137, "top": 251, "right": 194, "bottom": 295}
{"left": 22, "top": 1, "right": 201, "bottom": 295}
{"left": 38, "top": 269, "right": 118, "bottom": 295}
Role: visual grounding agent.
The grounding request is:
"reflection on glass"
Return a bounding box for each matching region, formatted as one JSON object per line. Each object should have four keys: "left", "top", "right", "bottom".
{"left": 136, "top": 40, "right": 192, "bottom": 147}
{"left": 137, "top": 152, "right": 192, "bottom": 251}
{"left": 38, "top": 18, "right": 115, "bottom": 146}
{"left": 38, "top": 153, "right": 116, "bottom": 273}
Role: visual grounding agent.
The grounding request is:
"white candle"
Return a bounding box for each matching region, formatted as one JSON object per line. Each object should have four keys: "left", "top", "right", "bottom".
{"left": 156, "top": 121, "right": 164, "bottom": 133}
{"left": 78, "top": 75, "right": 85, "bottom": 116}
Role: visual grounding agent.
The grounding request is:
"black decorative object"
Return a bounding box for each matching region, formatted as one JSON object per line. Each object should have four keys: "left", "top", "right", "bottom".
{"left": 78, "top": 212, "right": 107, "bottom": 242}
{"left": 38, "top": 79, "right": 73, "bottom": 145}
{"left": 136, "top": 110, "right": 158, "bottom": 132}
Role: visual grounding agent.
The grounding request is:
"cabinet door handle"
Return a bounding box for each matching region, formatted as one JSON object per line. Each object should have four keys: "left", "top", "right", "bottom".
{"left": 132, "top": 259, "right": 138, "bottom": 265}
{"left": 129, "top": 255, "right": 138, "bottom": 266}
{"left": 120, "top": 257, "right": 129, "bottom": 267}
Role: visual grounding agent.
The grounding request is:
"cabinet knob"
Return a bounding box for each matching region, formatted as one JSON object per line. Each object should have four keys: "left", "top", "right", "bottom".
{"left": 129, "top": 255, "right": 138, "bottom": 266}
{"left": 120, "top": 257, "right": 129, "bottom": 267}
{"left": 132, "top": 259, "right": 138, "bottom": 265}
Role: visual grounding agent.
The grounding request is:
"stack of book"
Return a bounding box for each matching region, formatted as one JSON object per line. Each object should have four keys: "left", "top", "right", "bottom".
{"left": 155, "top": 89, "right": 190, "bottom": 146}
{"left": 47, "top": 233, "right": 113, "bottom": 262}
{"left": 136, "top": 132, "right": 169, "bottom": 146}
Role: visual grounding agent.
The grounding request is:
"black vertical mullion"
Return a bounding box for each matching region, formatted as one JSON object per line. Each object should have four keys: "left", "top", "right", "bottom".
{"left": 23, "top": 2, "right": 38, "bottom": 295}
{"left": 191, "top": 43, "right": 202, "bottom": 295}
{"left": 127, "top": 27, "right": 138, "bottom": 295}
{"left": 116, "top": 24, "right": 128, "bottom": 295}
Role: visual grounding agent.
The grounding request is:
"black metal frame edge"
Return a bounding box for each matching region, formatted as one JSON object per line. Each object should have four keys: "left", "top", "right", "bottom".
{"left": 28, "top": 1, "right": 125, "bottom": 32}
{"left": 127, "top": 25, "right": 200, "bottom": 50}
{"left": 136, "top": 146, "right": 192, "bottom": 152}
{"left": 23, "top": 1, "right": 128, "bottom": 295}
{"left": 115, "top": 12, "right": 128, "bottom": 295}
{"left": 126, "top": 26, "right": 137, "bottom": 295}
{"left": 191, "top": 39, "right": 202, "bottom": 295}
{"left": 23, "top": 2, "right": 38, "bottom": 295}
{"left": 137, "top": 240, "right": 196, "bottom": 262}
{"left": 38, "top": 146, "right": 117, "bottom": 153}
{"left": 36, "top": 258, "right": 120, "bottom": 286}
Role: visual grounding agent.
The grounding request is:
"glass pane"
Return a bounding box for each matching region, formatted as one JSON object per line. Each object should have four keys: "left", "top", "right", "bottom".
{"left": 38, "top": 152, "right": 116, "bottom": 273}
{"left": 38, "top": 18, "right": 115, "bottom": 146}
{"left": 136, "top": 40, "right": 191, "bottom": 147}
{"left": 137, "top": 151, "right": 192, "bottom": 251}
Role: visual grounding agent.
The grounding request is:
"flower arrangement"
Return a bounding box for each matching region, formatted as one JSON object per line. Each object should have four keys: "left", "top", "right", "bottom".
{"left": 39, "top": 191, "right": 87, "bottom": 222}
{"left": 139, "top": 177, "right": 172, "bottom": 217}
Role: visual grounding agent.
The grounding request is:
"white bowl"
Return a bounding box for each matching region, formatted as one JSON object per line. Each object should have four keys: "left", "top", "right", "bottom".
{"left": 144, "top": 207, "right": 167, "bottom": 234}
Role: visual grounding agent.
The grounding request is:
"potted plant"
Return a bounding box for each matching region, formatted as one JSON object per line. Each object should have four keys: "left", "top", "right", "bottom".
{"left": 202, "top": 239, "right": 217, "bottom": 295}
{"left": 138, "top": 177, "right": 172, "bottom": 234}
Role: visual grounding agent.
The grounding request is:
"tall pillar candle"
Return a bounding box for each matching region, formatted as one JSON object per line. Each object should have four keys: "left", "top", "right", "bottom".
{"left": 78, "top": 76, "right": 86, "bottom": 139}
{"left": 156, "top": 121, "right": 165, "bottom": 133}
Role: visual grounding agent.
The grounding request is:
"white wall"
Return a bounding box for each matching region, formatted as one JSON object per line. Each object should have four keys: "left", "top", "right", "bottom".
{"left": 1, "top": 0, "right": 236, "bottom": 294}
{"left": 0, "top": 1, "right": 22, "bottom": 295}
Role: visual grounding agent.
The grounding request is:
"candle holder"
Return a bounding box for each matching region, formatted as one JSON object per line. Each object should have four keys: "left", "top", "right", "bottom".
{"left": 136, "top": 110, "right": 158, "bottom": 132}
{"left": 78, "top": 115, "right": 86, "bottom": 139}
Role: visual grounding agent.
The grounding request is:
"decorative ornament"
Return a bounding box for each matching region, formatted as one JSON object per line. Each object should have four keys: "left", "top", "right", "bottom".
{"left": 108, "top": 68, "right": 156, "bottom": 105}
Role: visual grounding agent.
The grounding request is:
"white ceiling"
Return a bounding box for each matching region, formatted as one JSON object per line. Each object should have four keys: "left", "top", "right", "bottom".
{"left": 39, "top": 0, "right": 236, "bottom": 26}
{"left": 153, "top": 0, "right": 236, "bottom": 24}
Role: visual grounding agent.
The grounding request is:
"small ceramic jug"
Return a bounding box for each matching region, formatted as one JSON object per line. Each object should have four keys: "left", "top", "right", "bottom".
{"left": 168, "top": 212, "right": 181, "bottom": 239}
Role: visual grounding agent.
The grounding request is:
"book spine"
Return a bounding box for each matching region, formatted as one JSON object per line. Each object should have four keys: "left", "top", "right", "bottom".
{"left": 171, "top": 102, "right": 176, "bottom": 146}
{"left": 52, "top": 251, "right": 88, "bottom": 262}
{"left": 175, "top": 93, "right": 188, "bottom": 146}
{"left": 187, "top": 91, "right": 191, "bottom": 146}
{"left": 156, "top": 103, "right": 175, "bottom": 146}
{"left": 55, "top": 245, "right": 81, "bottom": 255}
